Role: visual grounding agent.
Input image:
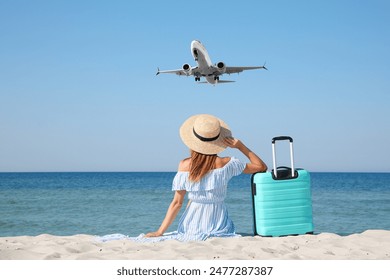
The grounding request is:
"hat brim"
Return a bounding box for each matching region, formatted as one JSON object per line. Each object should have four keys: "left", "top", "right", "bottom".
{"left": 179, "top": 114, "right": 232, "bottom": 155}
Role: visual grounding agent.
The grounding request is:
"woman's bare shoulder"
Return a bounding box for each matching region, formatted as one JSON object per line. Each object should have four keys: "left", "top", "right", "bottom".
{"left": 215, "top": 157, "right": 231, "bottom": 169}
{"left": 178, "top": 158, "right": 191, "bottom": 172}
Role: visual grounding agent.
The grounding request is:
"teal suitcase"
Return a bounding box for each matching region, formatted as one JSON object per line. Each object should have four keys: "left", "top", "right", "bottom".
{"left": 251, "top": 136, "right": 314, "bottom": 236}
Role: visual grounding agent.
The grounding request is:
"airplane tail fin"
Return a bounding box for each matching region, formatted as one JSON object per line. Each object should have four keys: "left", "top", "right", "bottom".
{"left": 217, "top": 80, "right": 235, "bottom": 83}
{"left": 196, "top": 80, "right": 235, "bottom": 84}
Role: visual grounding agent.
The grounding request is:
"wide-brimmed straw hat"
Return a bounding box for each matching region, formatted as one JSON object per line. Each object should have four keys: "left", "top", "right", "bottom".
{"left": 179, "top": 114, "right": 232, "bottom": 155}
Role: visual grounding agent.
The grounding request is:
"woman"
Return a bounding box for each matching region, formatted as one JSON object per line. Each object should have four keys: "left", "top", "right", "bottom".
{"left": 145, "top": 114, "right": 267, "bottom": 241}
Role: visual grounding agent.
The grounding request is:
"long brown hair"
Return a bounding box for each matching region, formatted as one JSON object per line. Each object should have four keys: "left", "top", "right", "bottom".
{"left": 189, "top": 150, "right": 217, "bottom": 182}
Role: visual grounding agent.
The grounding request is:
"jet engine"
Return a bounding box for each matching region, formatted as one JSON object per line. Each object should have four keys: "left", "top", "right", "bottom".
{"left": 182, "top": 63, "right": 192, "bottom": 75}
{"left": 216, "top": 62, "right": 226, "bottom": 73}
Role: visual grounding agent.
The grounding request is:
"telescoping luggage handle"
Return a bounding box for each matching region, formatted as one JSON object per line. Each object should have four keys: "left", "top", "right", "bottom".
{"left": 272, "top": 136, "right": 295, "bottom": 179}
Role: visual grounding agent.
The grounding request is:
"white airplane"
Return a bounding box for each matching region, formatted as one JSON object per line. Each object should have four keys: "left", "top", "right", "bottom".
{"left": 156, "top": 40, "right": 267, "bottom": 84}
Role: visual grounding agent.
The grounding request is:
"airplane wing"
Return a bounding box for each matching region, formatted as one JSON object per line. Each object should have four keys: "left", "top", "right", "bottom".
{"left": 156, "top": 67, "right": 198, "bottom": 76}
{"left": 224, "top": 66, "right": 267, "bottom": 74}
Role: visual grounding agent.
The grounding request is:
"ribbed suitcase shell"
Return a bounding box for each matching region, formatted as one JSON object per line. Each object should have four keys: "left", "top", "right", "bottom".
{"left": 251, "top": 169, "right": 314, "bottom": 236}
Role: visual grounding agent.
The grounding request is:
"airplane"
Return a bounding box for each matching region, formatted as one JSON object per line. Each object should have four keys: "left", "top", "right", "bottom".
{"left": 156, "top": 40, "right": 267, "bottom": 85}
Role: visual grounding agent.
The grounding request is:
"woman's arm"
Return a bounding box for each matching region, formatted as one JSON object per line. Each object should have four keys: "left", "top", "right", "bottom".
{"left": 145, "top": 190, "right": 186, "bottom": 237}
{"left": 224, "top": 137, "right": 267, "bottom": 174}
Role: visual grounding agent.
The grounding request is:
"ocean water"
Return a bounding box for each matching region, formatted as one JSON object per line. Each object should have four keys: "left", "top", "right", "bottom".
{"left": 0, "top": 172, "right": 389, "bottom": 237}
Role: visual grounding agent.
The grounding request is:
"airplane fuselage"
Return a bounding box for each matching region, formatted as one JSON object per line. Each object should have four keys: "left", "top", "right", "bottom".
{"left": 191, "top": 40, "right": 218, "bottom": 84}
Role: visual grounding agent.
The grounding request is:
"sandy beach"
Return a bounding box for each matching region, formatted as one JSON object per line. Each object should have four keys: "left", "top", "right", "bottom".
{"left": 0, "top": 230, "right": 389, "bottom": 260}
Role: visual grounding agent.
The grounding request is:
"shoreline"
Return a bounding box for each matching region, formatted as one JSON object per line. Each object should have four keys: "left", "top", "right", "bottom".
{"left": 1, "top": 230, "right": 389, "bottom": 260}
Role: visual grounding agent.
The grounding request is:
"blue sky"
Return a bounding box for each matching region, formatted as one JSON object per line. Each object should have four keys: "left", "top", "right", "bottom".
{"left": 1, "top": 0, "right": 389, "bottom": 172}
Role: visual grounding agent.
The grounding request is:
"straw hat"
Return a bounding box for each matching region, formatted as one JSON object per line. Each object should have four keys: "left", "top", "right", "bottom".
{"left": 179, "top": 114, "right": 232, "bottom": 155}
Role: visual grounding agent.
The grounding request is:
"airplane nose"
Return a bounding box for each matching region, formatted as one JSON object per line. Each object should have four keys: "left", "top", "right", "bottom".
{"left": 191, "top": 40, "right": 201, "bottom": 48}
{"left": 191, "top": 40, "right": 200, "bottom": 54}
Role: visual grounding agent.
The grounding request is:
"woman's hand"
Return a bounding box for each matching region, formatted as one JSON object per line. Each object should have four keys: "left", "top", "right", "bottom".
{"left": 224, "top": 137, "right": 268, "bottom": 173}
{"left": 144, "top": 190, "right": 186, "bottom": 239}
{"left": 145, "top": 231, "right": 163, "bottom": 238}
{"left": 223, "top": 137, "right": 243, "bottom": 149}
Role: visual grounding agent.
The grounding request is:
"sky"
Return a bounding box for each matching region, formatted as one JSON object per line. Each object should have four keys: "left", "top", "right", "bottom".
{"left": 0, "top": 0, "right": 389, "bottom": 172}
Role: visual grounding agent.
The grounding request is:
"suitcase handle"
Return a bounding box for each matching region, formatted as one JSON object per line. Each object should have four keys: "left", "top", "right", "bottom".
{"left": 272, "top": 136, "right": 295, "bottom": 178}
{"left": 272, "top": 136, "right": 293, "bottom": 143}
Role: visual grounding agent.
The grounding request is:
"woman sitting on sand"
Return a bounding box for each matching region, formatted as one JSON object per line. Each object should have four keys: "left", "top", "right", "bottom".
{"left": 144, "top": 114, "right": 267, "bottom": 242}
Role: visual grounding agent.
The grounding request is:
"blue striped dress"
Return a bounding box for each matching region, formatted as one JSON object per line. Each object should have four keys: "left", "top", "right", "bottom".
{"left": 97, "top": 157, "right": 245, "bottom": 243}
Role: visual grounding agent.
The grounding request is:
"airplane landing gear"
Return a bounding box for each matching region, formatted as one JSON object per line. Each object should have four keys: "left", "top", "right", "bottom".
{"left": 195, "top": 77, "right": 200, "bottom": 82}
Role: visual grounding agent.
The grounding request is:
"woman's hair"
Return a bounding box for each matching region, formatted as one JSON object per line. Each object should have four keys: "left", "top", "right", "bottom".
{"left": 189, "top": 150, "right": 217, "bottom": 182}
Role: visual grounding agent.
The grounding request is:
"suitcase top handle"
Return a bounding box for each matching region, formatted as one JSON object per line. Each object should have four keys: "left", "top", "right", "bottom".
{"left": 272, "top": 136, "right": 293, "bottom": 143}
{"left": 272, "top": 136, "right": 295, "bottom": 178}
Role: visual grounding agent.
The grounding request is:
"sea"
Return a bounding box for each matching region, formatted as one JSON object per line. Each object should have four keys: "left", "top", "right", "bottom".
{"left": 1, "top": 172, "right": 390, "bottom": 237}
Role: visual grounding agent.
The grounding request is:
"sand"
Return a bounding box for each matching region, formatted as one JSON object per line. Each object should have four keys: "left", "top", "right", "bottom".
{"left": 0, "top": 230, "right": 389, "bottom": 260}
